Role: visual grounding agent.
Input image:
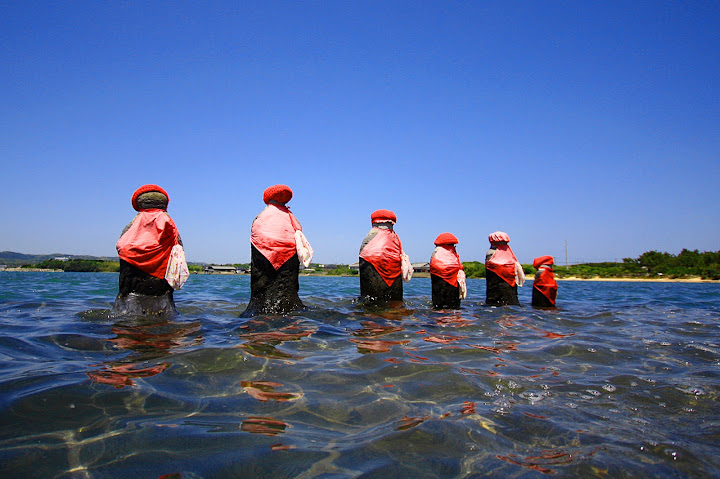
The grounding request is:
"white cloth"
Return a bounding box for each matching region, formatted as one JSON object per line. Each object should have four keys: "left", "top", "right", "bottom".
{"left": 515, "top": 261, "right": 526, "bottom": 287}
{"left": 295, "top": 230, "right": 314, "bottom": 269}
{"left": 457, "top": 269, "right": 467, "bottom": 299}
{"left": 165, "top": 244, "right": 190, "bottom": 290}
{"left": 401, "top": 252, "right": 413, "bottom": 282}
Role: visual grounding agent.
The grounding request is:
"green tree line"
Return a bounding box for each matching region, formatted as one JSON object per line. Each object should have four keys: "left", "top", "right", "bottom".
{"left": 463, "top": 249, "right": 720, "bottom": 280}
{"left": 547, "top": 249, "right": 720, "bottom": 280}
{"left": 25, "top": 259, "right": 120, "bottom": 273}
{"left": 620, "top": 249, "right": 720, "bottom": 279}
{"left": 324, "top": 265, "right": 359, "bottom": 276}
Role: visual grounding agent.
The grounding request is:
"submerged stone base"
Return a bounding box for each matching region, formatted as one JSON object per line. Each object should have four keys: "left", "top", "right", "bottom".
{"left": 113, "top": 259, "right": 177, "bottom": 316}
{"left": 241, "top": 246, "right": 304, "bottom": 317}
{"left": 112, "top": 291, "right": 177, "bottom": 317}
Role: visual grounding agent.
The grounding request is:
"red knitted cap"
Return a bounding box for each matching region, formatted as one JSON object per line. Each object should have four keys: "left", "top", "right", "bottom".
{"left": 533, "top": 255, "right": 554, "bottom": 268}
{"left": 371, "top": 209, "right": 397, "bottom": 224}
{"left": 488, "top": 231, "right": 510, "bottom": 244}
{"left": 131, "top": 184, "right": 169, "bottom": 211}
{"left": 263, "top": 184, "right": 293, "bottom": 204}
{"left": 434, "top": 232, "right": 459, "bottom": 246}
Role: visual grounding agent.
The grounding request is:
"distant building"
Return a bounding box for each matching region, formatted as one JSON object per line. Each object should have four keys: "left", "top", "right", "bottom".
{"left": 0, "top": 265, "right": 7, "bottom": 271}
{"left": 54, "top": 257, "right": 70, "bottom": 262}
{"left": 349, "top": 262, "right": 360, "bottom": 271}
{"left": 203, "top": 265, "right": 240, "bottom": 274}
{"left": 412, "top": 262, "right": 430, "bottom": 273}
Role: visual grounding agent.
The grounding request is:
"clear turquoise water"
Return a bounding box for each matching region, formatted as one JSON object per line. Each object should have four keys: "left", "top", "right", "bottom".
{"left": 1, "top": 272, "right": 719, "bottom": 478}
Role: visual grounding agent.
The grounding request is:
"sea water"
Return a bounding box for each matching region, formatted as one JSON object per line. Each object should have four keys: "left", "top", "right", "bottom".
{"left": 0, "top": 272, "right": 718, "bottom": 478}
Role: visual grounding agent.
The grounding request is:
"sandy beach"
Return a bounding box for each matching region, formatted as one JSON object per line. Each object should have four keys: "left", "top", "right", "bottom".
{"left": 555, "top": 276, "right": 719, "bottom": 283}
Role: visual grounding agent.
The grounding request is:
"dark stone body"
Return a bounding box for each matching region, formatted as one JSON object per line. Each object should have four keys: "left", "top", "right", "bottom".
{"left": 113, "top": 259, "right": 176, "bottom": 316}
{"left": 485, "top": 269, "right": 519, "bottom": 306}
{"left": 242, "top": 245, "right": 304, "bottom": 317}
{"left": 359, "top": 258, "right": 403, "bottom": 303}
{"left": 431, "top": 274, "right": 461, "bottom": 309}
{"left": 532, "top": 278, "right": 556, "bottom": 308}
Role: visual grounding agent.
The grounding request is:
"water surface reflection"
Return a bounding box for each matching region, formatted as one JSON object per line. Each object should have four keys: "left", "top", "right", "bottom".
{"left": 0, "top": 273, "right": 718, "bottom": 477}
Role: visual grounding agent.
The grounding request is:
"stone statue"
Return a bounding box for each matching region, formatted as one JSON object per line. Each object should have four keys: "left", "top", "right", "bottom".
{"left": 242, "top": 185, "right": 312, "bottom": 317}
{"left": 485, "top": 231, "right": 524, "bottom": 306}
{"left": 359, "top": 209, "right": 411, "bottom": 303}
{"left": 430, "top": 233, "right": 466, "bottom": 309}
{"left": 532, "top": 255, "right": 558, "bottom": 308}
{"left": 114, "top": 185, "right": 185, "bottom": 316}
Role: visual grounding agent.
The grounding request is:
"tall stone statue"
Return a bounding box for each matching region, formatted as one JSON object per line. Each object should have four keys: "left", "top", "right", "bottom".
{"left": 242, "top": 185, "right": 313, "bottom": 317}
{"left": 484, "top": 231, "right": 524, "bottom": 306}
{"left": 532, "top": 255, "right": 558, "bottom": 308}
{"left": 359, "top": 209, "right": 412, "bottom": 303}
{"left": 114, "top": 184, "right": 188, "bottom": 316}
{"left": 430, "top": 233, "right": 466, "bottom": 309}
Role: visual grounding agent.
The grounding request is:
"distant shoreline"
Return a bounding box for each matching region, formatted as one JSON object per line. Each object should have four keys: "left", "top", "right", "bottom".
{"left": 1, "top": 268, "right": 64, "bottom": 272}
{"left": 555, "top": 276, "right": 720, "bottom": 283}
{"left": 2, "top": 268, "right": 718, "bottom": 283}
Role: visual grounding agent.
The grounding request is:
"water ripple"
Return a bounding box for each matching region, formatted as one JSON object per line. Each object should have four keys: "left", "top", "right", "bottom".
{"left": 0, "top": 272, "right": 719, "bottom": 477}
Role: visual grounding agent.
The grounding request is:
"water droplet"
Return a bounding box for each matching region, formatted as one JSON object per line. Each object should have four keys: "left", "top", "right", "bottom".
{"left": 602, "top": 384, "right": 616, "bottom": 392}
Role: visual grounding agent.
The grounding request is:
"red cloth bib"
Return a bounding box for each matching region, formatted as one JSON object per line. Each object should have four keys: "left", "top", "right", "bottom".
{"left": 534, "top": 266, "right": 558, "bottom": 305}
{"left": 250, "top": 203, "right": 301, "bottom": 270}
{"left": 116, "top": 209, "right": 179, "bottom": 279}
{"left": 486, "top": 245, "right": 519, "bottom": 287}
{"left": 360, "top": 228, "right": 403, "bottom": 287}
{"left": 430, "top": 245, "right": 463, "bottom": 287}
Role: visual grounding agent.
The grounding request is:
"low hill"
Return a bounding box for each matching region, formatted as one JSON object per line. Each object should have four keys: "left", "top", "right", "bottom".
{"left": 0, "top": 251, "right": 116, "bottom": 266}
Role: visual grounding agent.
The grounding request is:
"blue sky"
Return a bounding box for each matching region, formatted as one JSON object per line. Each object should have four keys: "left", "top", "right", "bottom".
{"left": 2, "top": 1, "right": 718, "bottom": 265}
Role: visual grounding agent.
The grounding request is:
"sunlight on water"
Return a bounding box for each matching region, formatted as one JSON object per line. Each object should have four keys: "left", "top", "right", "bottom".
{"left": 0, "top": 272, "right": 719, "bottom": 477}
